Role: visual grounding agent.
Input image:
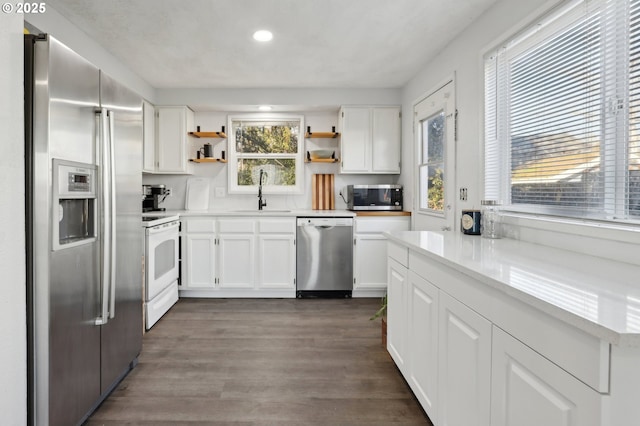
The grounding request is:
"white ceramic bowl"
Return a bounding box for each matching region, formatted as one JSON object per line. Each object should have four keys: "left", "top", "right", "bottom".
{"left": 309, "top": 149, "right": 334, "bottom": 159}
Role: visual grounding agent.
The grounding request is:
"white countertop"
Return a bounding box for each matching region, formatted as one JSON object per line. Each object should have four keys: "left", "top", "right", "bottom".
{"left": 385, "top": 231, "right": 640, "bottom": 347}
{"left": 143, "top": 209, "right": 356, "bottom": 218}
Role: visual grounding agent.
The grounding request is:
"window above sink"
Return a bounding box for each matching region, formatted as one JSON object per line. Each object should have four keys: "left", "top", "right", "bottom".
{"left": 227, "top": 114, "right": 305, "bottom": 195}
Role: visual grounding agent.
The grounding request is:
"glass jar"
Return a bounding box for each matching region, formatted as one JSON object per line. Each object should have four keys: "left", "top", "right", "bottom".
{"left": 481, "top": 200, "right": 501, "bottom": 239}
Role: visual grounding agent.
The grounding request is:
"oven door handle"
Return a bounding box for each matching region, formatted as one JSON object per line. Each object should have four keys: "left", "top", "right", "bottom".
{"left": 147, "top": 221, "right": 180, "bottom": 235}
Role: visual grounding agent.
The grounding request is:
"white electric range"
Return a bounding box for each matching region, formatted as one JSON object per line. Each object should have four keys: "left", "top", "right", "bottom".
{"left": 142, "top": 215, "right": 180, "bottom": 329}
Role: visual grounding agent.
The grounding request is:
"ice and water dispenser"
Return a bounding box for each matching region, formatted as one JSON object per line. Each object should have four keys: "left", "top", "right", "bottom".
{"left": 52, "top": 159, "right": 96, "bottom": 250}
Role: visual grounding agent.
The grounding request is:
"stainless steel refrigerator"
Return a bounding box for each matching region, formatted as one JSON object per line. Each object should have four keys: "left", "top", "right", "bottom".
{"left": 25, "top": 34, "right": 143, "bottom": 426}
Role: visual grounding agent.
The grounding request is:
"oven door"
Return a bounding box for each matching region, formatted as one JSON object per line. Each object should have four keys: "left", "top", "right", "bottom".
{"left": 145, "top": 221, "right": 179, "bottom": 301}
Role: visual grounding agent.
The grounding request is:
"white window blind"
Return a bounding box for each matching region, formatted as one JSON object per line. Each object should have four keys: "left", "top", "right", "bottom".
{"left": 485, "top": 0, "right": 640, "bottom": 222}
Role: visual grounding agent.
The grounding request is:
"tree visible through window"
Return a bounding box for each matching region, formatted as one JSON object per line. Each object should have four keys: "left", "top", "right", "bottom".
{"left": 420, "top": 111, "right": 445, "bottom": 212}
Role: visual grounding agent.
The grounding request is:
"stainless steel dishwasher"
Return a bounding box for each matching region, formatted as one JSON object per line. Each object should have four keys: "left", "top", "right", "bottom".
{"left": 296, "top": 217, "right": 353, "bottom": 298}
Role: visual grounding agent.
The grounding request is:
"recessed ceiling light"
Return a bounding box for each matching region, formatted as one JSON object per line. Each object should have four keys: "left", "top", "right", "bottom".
{"left": 253, "top": 30, "right": 273, "bottom": 42}
{"left": 258, "top": 105, "right": 272, "bottom": 111}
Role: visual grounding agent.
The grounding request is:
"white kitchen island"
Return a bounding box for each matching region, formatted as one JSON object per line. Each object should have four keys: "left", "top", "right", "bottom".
{"left": 384, "top": 230, "right": 640, "bottom": 426}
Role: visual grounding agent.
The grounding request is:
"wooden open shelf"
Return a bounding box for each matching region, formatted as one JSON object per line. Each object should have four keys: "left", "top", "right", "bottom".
{"left": 305, "top": 158, "right": 339, "bottom": 163}
{"left": 189, "top": 158, "right": 228, "bottom": 163}
{"left": 189, "top": 131, "right": 227, "bottom": 138}
{"left": 305, "top": 131, "right": 340, "bottom": 139}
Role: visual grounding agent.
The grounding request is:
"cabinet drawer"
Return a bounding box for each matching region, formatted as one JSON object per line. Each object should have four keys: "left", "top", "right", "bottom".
{"left": 355, "top": 217, "right": 410, "bottom": 233}
{"left": 184, "top": 219, "right": 215, "bottom": 233}
{"left": 388, "top": 241, "right": 409, "bottom": 267}
{"left": 218, "top": 219, "right": 256, "bottom": 233}
{"left": 258, "top": 218, "right": 296, "bottom": 234}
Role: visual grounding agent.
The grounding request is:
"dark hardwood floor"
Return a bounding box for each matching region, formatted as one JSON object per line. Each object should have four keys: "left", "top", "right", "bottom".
{"left": 86, "top": 298, "right": 432, "bottom": 425}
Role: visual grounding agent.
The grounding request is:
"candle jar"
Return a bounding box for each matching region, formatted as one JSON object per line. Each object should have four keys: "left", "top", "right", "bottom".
{"left": 481, "top": 200, "right": 501, "bottom": 239}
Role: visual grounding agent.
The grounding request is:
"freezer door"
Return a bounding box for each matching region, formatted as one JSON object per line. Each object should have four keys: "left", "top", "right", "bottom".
{"left": 98, "top": 72, "right": 143, "bottom": 394}
{"left": 28, "top": 35, "right": 102, "bottom": 426}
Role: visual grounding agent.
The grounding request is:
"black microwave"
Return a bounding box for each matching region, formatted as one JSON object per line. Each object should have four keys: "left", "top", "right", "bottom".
{"left": 346, "top": 184, "right": 403, "bottom": 211}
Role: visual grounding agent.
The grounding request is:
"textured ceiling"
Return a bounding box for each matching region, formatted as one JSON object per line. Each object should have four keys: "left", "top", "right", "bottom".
{"left": 46, "top": 0, "right": 498, "bottom": 89}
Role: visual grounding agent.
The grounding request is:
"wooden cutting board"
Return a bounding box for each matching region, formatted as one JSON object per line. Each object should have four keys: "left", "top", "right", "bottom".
{"left": 312, "top": 174, "right": 335, "bottom": 210}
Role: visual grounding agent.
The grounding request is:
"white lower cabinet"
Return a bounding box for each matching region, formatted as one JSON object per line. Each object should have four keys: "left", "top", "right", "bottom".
{"left": 218, "top": 218, "right": 256, "bottom": 289}
{"left": 181, "top": 218, "right": 216, "bottom": 289}
{"left": 387, "top": 257, "right": 408, "bottom": 371}
{"left": 218, "top": 233, "right": 255, "bottom": 288}
{"left": 353, "top": 216, "right": 409, "bottom": 297}
{"left": 407, "top": 271, "right": 439, "bottom": 421}
{"left": 438, "top": 291, "right": 491, "bottom": 426}
{"left": 184, "top": 233, "right": 216, "bottom": 288}
{"left": 354, "top": 233, "right": 388, "bottom": 289}
{"left": 258, "top": 234, "right": 295, "bottom": 289}
{"left": 491, "top": 327, "right": 601, "bottom": 426}
{"left": 181, "top": 216, "right": 295, "bottom": 297}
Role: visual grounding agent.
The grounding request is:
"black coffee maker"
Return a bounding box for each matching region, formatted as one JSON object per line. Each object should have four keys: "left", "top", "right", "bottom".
{"left": 142, "top": 184, "right": 169, "bottom": 212}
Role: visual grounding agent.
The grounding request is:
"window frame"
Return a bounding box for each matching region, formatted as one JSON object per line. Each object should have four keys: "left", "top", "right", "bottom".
{"left": 227, "top": 114, "right": 305, "bottom": 195}
{"left": 484, "top": 0, "right": 640, "bottom": 225}
{"left": 418, "top": 110, "right": 447, "bottom": 215}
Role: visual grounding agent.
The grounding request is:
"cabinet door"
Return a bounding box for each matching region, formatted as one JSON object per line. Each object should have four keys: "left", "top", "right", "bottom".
{"left": 354, "top": 234, "right": 388, "bottom": 290}
{"left": 142, "top": 100, "right": 156, "bottom": 172}
{"left": 372, "top": 107, "right": 401, "bottom": 173}
{"left": 183, "top": 233, "right": 216, "bottom": 288}
{"left": 156, "top": 106, "right": 192, "bottom": 173}
{"left": 258, "top": 234, "right": 295, "bottom": 289}
{"left": 491, "top": 327, "right": 601, "bottom": 426}
{"left": 408, "top": 271, "right": 439, "bottom": 420}
{"left": 218, "top": 234, "right": 255, "bottom": 288}
{"left": 340, "top": 107, "right": 371, "bottom": 173}
{"left": 387, "top": 257, "right": 408, "bottom": 371}
{"left": 438, "top": 291, "right": 491, "bottom": 426}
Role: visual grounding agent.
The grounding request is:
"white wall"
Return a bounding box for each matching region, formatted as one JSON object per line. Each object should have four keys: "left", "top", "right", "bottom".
{"left": 26, "top": 5, "right": 155, "bottom": 102}
{"left": 144, "top": 110, "right": 398, "bottom": 211}
{"left": 0, "top": 11, "right": 27, "bottom": 426}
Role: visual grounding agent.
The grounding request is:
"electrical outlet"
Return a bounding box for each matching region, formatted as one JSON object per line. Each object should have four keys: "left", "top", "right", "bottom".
{"left": 459, "top": 187, "right": 468, "bottom": 201}
{"left": 215, "top": 187, "right": 226, "bottom": 198}
{"left": 165, "top": 187, "right": 172, "bottom": 197}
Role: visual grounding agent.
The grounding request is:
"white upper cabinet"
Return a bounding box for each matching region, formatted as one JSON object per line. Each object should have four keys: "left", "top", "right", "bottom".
{"left": 339, "top": 106, "right": 401, "bottom": 174}
{"left": 155, "top": 106, "right": 194, "bottom": 174}
{"left": 371, "top": 107, "right": 402, "bottom": 173}
{"left": 340, "top": 107, "right": 370, "bottom": 173}
{"left": 142, "top": 100, "right": 156, "bottom": 173}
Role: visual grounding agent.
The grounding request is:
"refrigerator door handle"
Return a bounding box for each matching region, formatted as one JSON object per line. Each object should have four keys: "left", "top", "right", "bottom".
{"left": 96, "top": 108, "right": 110, "bottom": 326}
{"left": 108, "top": 110, "right": 117, "bottom": 319}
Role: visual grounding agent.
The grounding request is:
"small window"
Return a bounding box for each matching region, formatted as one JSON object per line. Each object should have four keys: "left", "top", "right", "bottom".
{"left": 227, "top": 115, "right": 304, "bottom": 194}
{"left": 419, "top": 111, "right": 446, "bottom": 212}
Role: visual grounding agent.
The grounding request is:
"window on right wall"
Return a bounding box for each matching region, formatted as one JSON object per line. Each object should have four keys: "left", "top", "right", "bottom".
{"left": 484, "top": 0, "right": 640, "bottom": 223}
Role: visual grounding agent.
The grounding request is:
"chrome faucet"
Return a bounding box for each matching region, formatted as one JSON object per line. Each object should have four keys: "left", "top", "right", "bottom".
{"left": 258, "top": 169, "right": 267, "bottom": 210}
